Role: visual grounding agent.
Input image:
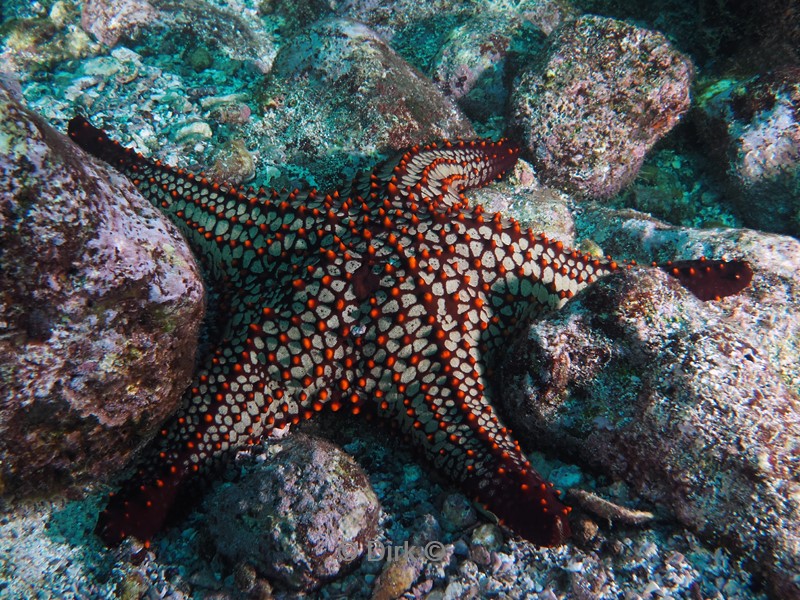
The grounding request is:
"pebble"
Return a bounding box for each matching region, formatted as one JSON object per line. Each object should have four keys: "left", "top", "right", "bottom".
{"left": 174, "top": 121, "right": 212, "bottom": 142}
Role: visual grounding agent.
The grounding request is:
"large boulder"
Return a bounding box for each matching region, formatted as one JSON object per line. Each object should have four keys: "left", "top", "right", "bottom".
{"left": 500, "top": 213, "right": 800, "bottom": 598}
{"left": 255, "top": 18, "right": 475, "bottom": 191}
{"left": 0, "top": 79, "right": 204, "bottom": 501}
{"left": 511, "top": 15, "right": 693, "bottom": 199}
{"left": 694, "top": 68, "right": 800, "bottom": 236}
{"left": 203, "top": 434, "right": 381, "bottom": 592}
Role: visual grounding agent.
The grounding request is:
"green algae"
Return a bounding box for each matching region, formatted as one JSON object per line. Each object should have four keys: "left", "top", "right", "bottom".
{"left": 609, "top": 145, "right": 742, "bottom": 230}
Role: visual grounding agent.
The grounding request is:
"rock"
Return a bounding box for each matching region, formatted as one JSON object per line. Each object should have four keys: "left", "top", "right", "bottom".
{"left": 257, "top": 0, "right": 331, "bottom": 35}
{"left": 81, "top": 0, "right": 275, "bottom": 71}
{"left": 470, "top": 523, "right": 503, "bottom": 553}
{"left": 431, "top": 3, "right": 573, "bottom": 123}
{"left": 511, "top": 15, "right": 693, "bottom": 198}
{"left": 1, "top": 2, "right": 97, "bottom": 72}
{"left": 410, "top": 513, "right": 442, "bottom": 548}
{"left": 232, "top": 562, "right": 258, "bottom": 593}
{"left": 512, "top": 0, "right": 577, "bottom": 37}
{"left": 81, "top": 0, "right": 157, "bottom": 47}
{"left": 0, "top": 81, "right": 204, "bottom": 500}
{"left": 499, "top": 214, "right": 800, "bottom": 599}
{"left": 441, "top": 494, "right": 477, "bottom": 533}
{"left": 118, "top": 571, "right": 148, "bottom": 600}
{"left": 431, "top": 12, "right": 534, "bottom": 124}
{"left": 255, "top": 18, "right": 474, "bottom": 191}
{"left": 577, "top": 203, "right": 800, "bottom": 393}
{"left": 571, "top": 516, "right": 600, "bottom": 548}
{"left": 203, "top": 434, "right": 380, "bottom": 592}
{"left": 208, "top": 139, "right": 256, "bottom": 184}
{"left": 173, "top": 121, "right": 213, "bottom": 143}
{"left": 370, "top": 546, "right": 425, "bottom": 600}
{"left": 209, "top": 103, "right": 252, "bottom": 127}
{"left": 333, "top": 0, "right": 470, "bottom": 40}
{"left": 470, "top": 543, "right": 493, "bottom": 568}
{"left": 694, "top": 68, "right": 800, "bottom": 236}
{"left": 161, "top": 0, "right": 276, "bottom": 72}
{"left": 187, "top": 45, "right": 213, "bottom": 72}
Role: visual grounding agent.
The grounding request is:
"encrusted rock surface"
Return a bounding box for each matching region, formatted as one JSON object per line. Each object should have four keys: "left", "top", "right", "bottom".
{"left": 81, "top": 0, "right": 275, "bottom": 70}
{"left": 694, "top": 68, "right": 800, "bottom": 236}
{"left": 511, "top": 15, "right": 693, "bottom": 198}
{"left": 203, "top": 434, "right": 381, "bottom": 591}
{"left": 332, "top": 0, "right": 473, "bottom": 40}
{"left": 0, "top": 81, "right": 204, "bottom": 500}
{"left": 432, "top": 12, "right": 522, "bottom": 115}
{"left": 81, "top": 0, "right": 157, "bottom": 47}
{"left": 431, "top": 2, "right": 574, "bottom": 123}
{"left": 0, "top": 2, "right": 98, "bottom": 72}
{"left": 254, "top": 18, "right": 474, "bottom": 190}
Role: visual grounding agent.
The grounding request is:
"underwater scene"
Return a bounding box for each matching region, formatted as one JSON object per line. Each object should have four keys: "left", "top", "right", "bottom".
{"left": 1, "top": 0, "right": 798, "bottom": 598}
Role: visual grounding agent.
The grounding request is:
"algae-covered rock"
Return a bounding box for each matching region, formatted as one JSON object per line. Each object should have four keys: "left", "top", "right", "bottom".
{"left": 255, "top": 18, "right": 474, "bottom": 190}
{"left": 203, "top": 434, "right": 381, "bottom": 591}
{"left": 500, "top": 214, "right": 800, "bottom": 599}
{"left": 694, "top": 68, "right": 800, "bottom": 236}
{"left": 0, "top": 80, "right": 204, "bottom": 501}
{"left": 511, "top": 15, "right": 693, "bottom": 199}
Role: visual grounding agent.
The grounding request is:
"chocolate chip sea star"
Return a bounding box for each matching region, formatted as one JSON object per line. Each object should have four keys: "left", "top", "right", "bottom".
{"left": 67, "top": 116, "right": 752, "bottom": 548}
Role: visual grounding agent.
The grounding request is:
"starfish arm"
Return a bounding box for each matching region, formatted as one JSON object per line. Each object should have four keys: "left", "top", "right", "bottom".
{"left": 96, "top": 265, "right": 375, "bottom": 546}
{"left": 95, "top": 335, "right": 265, "bottom": 545}
{"left": 386, "top": 140, "right": 520, "bottom": 210}
{"left": 659, "top": 258, "right": 753, "bottom": 301}
{"left": 68, "top": 116, "right": 331, "bottom": 285}
{"left": 366, "top": 318, "right": 573, "bottom": 546}
{"left": 311, "top": 219, "right": 575, "bottom": 544}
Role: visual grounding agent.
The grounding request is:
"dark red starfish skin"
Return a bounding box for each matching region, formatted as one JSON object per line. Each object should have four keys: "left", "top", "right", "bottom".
{"left": 67, "top": 116, "right": 751, "bottom": 549}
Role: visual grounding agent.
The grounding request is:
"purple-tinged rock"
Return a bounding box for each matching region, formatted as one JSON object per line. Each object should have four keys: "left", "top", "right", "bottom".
{"left": 203, "top": 434, "right": 380, "bottom": 592}
{"left": 0, "top": 82, "right": 204, "bottom": 500}
{"left": 255, "top": 18, "right": 474, "bottom": 191}
{"left": 500, "top": 211, "right": 800, "bottom": 599}
{"left": 694, "top": 68, "right": 800, "bottom": 236}
{"left": 511, "top": 15, "right": 693, "bottom": 199}
{"left": 81, "top": 0, "right": 157, "bottom": 47}
{"left": 81, "top": 0, "right": 275, "bottom": 71}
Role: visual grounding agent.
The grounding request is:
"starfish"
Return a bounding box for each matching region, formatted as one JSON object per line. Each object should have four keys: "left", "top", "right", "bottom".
{"left": 67, "top": 116, "right": 752, "bottom": 549}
